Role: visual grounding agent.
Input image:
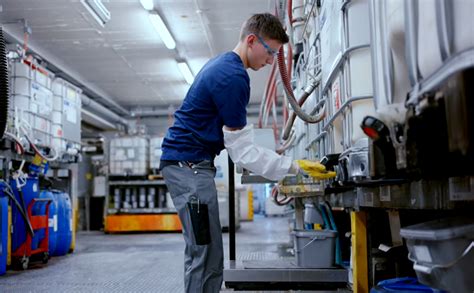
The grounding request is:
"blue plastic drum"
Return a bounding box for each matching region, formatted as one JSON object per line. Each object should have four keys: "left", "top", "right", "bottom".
{"left": 33, "top": 190, "right": 58, "bottom": 255}
{"left": 0, "top": 196, "right": 8, "bottom": 275}
{"left": 51, "top": 190, "right": 72, "bottom": 256}
{"left": 10, "top": 177, "right": 39, "bottom": 253}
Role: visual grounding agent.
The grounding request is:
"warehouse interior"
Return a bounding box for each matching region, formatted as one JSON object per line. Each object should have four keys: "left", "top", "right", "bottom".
{"left": 0, "top": 0, "right": 473, "bottom": 292}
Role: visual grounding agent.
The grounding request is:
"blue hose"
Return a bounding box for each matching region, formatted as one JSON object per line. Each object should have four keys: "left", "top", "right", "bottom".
{"left": 317, "top": 204, "right": 331, "bottom": 229}
{"left": 322, "top": 202, "right": 342, "bottom": 265}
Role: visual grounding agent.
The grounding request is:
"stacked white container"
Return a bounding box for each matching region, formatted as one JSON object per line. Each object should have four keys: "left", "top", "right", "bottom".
{"left": 109, "top": 137, "right": 149, "bottom": 175}
{"left": 51, "top": 78, "right": 82, "bottom": 155}
{"left": 10, "top": 59, "right": 54, "bottom": 146}
{"left": 147, "top": 187, "right": 156, "bottom": 208}
{"left": 320, "top": 0, "right": 375, "bottom": 155}
{"left": 371, "top": 0, "right": 474, "bottom": 111}
{"left": 149, "top": 137, "right": 164, "bottom": 171}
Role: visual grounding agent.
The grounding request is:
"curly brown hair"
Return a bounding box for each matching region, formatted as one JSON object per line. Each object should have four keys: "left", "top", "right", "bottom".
{"left": 239, "top": 13, "right": 289, "bottom": 44}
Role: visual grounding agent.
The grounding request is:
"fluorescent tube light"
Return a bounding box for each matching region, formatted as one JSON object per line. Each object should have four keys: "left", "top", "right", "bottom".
{"left": 81, "top": 0, "right": 111, "bottom": 27}
{"left": 139, "top": 0, "right": 154, "bottom": 11}
{"left": 148, "top": 12, "right": 176, "bottom": 50}
{"left": 177, "top": 62, "right": 194, "bottom": 84}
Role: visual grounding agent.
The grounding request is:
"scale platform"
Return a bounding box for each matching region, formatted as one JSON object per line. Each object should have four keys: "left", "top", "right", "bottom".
{"left": 224, "top": 259, "right": 349, "bottom": 291}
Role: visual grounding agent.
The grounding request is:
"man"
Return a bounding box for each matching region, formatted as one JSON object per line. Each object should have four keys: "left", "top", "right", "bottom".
{"left": 160, "top": 13, "right": 334, "bottom": 293}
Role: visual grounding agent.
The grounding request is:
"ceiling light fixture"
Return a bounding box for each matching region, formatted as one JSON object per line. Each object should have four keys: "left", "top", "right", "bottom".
{"left": 148, "top": 12, "right": 176, "bottom": 50}
{"left": 177, "top": 61, "right": 194, "bottom": 84}
{"left": 139, "top": 0, "right": 154, "bottom": 11}
{"left": 81, "top": 0, "right": 111, "bottom": 27}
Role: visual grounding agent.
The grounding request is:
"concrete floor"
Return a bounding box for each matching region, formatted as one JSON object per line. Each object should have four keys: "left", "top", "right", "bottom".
{"left": 0, "top": 215, "right": 302, "bottom": 292}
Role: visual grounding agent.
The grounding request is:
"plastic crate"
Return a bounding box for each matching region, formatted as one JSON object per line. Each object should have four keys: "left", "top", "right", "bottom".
{"left": 400, "top": 217, "right": 474, "bottom": 292}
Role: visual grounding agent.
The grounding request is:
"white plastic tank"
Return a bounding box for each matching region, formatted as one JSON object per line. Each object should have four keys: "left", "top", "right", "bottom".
{"left": 10, "top": 59, "right": 54, "bottom": 146}
{"left": 52, "top": 78, "right": 82, "bottom": 155}
{"left": 417, "top": 0, "right": 474, "bottom": 79}
{"left": 318, "top": 0, "right": 375, "bottom": 156}
{"left": 149, "top": 136, "right": 164, "bottom": 171}
{"left": 109, "top": 136, "right": 149, "bottom": 175}
{"left": 320, "top": 0, "right": 342, "bottom": 85}
{"left": 292, "top": 0, "right": 305, "bottom": 44}
{"left": 369, "top": 0, "right": 411, "bottom": 126}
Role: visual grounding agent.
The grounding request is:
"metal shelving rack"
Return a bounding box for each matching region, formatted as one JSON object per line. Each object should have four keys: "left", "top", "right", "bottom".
{"left": 103, "top": 178, "right": 181, "bottom": 233}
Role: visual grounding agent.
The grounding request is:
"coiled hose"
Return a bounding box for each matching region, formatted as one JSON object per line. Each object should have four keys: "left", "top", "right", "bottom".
{"left": 277, "top": 46, "right": 325, "bottom": 137}
{"left": 0, "top": 28, "right": 10, "bottom": 139}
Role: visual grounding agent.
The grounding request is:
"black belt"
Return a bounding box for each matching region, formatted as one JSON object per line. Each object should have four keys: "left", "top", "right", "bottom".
{"left": 159, "top": 160, "right": 214, "bottom": 170}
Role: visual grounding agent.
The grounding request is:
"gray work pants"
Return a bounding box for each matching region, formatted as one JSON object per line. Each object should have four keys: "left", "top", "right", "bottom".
{"left": 162, "top": 161, "right": 223, "bottom": 293}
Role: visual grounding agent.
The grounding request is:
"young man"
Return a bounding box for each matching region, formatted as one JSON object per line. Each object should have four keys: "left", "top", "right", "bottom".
{"left": 160, "top": 13, "right": 319, "bottom": 293}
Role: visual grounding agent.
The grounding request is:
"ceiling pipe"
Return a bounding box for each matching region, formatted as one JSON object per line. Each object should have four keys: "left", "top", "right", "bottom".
{"left": 130, "top": 103, "right": 282, "bottom": 118}
{"left": 1, "top": 25, "right": 130, "bottom": 117}
{"left": 192, "top": 0, "right": 215, "bottom": 57}
{"left": 81, "top": 108, "right": 118, "bottom": 130}
{"left": 81, "top": 94, "right": 129, "bottom": 128}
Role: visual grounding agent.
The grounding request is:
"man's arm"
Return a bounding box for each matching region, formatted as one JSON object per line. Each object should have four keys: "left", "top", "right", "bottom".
{"left": 223, "top": 124, "right": 298, "bottom": 181}
{"left": 223, "top": 126, "right": 243, "bottom": 131}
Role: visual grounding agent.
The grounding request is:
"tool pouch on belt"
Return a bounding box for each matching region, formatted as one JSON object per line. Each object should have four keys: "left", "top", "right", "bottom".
{"left": 187, "top": 197, "right": 211, "bottom": 245}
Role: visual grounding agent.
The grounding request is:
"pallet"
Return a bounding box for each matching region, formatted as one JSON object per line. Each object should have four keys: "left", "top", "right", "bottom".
{"left": 104, "top": 214, "right": 181, "bottom": 233}
{"left": 147, "top": 174, "right": 163, "bottom": 180}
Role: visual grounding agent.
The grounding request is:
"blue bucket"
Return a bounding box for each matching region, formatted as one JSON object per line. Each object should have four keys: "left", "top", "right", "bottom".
{"left": 51, "top": 191, "right": 72, "bottom": 256}
{"left": 33, "top": 190, "right": 58, "bottom": 255}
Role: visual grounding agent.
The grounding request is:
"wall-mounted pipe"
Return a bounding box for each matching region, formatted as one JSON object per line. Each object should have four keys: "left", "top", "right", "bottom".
{"left": 81, "top": 95, "right": 129, "bottom": 129}
{"left": 81, "top": 108, "right": 118, "bottom": 131}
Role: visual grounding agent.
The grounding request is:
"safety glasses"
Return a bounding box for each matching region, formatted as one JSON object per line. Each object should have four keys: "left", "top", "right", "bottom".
{"left": 254, "top": 34, "right": 279, "bottom": 57}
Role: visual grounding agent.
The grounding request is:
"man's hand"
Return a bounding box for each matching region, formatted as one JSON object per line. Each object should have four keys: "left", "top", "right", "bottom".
{"left": 293, "top": 159, "right": 336, "bottom": 180}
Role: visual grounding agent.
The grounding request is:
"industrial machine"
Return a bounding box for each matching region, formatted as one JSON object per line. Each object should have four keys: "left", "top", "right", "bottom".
{"left": 224, "top": 0, "right": 474, "bottom": 292}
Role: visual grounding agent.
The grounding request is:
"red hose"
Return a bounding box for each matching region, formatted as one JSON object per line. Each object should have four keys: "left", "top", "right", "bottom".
{"left": 284, "top": 43, "right": 293, "bottom": 124}
{"left": 277, "top": 45, "right": 326, "bottom": 124}
{"left": 272, "top": 185, "right": 292, "bottom": 206}
{"left": 258, "top": 62, "right": 277, "bottom": 128}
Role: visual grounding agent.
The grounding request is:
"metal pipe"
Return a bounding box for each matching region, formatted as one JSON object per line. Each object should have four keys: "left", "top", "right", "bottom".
{"left": 305, "top": 131, "right": 327, "bottom": 151}
{"left": 404, "top": 0, "right": 420, "bottom": 87}
{"left": 81, "top": 108, "right": 118, "bottom": 130}
{"left": 322, "top": 95, "right": 372, "bottom": 132}
{"left": 228, "top": 155, "right": 236, "bottom": 261}
{"left": 321, "top": 44, "right": 370, "bottom": 95}
{"left": 406, "top": 48, "right": 474, "bottom": 106}
{"left": 81, "top": 95, "right": 129, "bottom": 127}
{"left": 436, "top": 0, "right": 453, "bottom": 61}
{"left": 193, "top": 0, "right": 215, "bottom": 56}
{"left": 300, "top": 0, "right": 318, "bottom": 40}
